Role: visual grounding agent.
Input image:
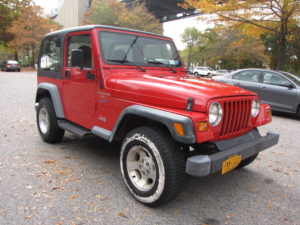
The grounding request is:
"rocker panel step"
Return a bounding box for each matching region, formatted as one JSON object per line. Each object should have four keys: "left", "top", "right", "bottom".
{"left": 57, "top": 120, "right": 92, "bottom": 138}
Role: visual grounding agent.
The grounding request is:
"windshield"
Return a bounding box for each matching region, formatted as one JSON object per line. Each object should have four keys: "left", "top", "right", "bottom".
{"left": 98, "top": 31, "right": 181, "bottom": 68}
{"left": 281, "top": 71, "right": 300, "bottom": 86}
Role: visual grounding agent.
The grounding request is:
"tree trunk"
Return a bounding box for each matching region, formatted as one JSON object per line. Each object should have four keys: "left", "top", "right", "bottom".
{"left": 31, "top": 46, "right": 35, "bottom": 69}
{"left": 275, "top": 32, "right": 286, "bottom": 70}
{"left": 275, "top": 18, "right": 288, "bottom": 71}
{"left": 14, "top": 51, "right": 18, "bottom": 61}
{"left": 187, "top": 46, "right": 192, "bottom": 67}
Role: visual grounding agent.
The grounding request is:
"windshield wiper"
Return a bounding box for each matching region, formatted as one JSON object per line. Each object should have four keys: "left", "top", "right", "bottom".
{"left": 107, "top": 59, "right": 146, "bottom": 72}
{"left": 122, "top": 36, "right": 139, "bottom": 62}
{"left": 145, "top": 60, "right": 177, "bottom": 73}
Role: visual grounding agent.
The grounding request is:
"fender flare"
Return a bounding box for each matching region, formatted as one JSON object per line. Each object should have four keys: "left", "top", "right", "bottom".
{"left": 92, "top": 105, "right": 196, "bottom": 144}
{"left": 36, "top": 83, "right": 64, "bottom": 118}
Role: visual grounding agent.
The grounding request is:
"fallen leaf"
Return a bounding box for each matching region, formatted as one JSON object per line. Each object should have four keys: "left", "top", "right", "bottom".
{"left": 52, "top": 187, "right": 61, "bottom": 190}
{"left": 118, "top": 212, "right": 128, "bottom": 218}
{"left": 25, "top": 214, "right": 34, "bottom": 219}
{"left": 44, "top": 160, "right": 56, "bottom": 164}
{"left": 68, "top": 195, "right": 79, "bottom": 200}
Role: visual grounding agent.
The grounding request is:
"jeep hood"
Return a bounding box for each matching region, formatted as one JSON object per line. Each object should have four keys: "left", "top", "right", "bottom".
{"left": 108, "top": 74, "right": 256, "bottom": 112}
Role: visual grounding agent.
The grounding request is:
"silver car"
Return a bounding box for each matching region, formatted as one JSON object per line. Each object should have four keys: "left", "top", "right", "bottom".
{"left": 213, "top": 68, "right": 300, "bottom": 117}
{"left": 1, "top": 60, "right": 21, "bottom": 72}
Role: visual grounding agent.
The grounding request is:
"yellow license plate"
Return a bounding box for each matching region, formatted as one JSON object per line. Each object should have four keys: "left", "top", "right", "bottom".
{"left": 222, "top": 155, "right": 242, "bottom": 174}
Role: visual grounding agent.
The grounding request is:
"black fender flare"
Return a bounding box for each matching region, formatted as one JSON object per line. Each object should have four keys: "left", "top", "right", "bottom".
{"left": 35, "top": 83, "right": 64, "bottom": 118}
{"left": 92, "top": 105, "right": 196, "bottom": 144}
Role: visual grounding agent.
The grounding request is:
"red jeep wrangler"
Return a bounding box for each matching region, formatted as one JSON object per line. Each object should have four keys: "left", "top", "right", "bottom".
{"left": 35, "top": 25, "right": 279, "bottom": 206}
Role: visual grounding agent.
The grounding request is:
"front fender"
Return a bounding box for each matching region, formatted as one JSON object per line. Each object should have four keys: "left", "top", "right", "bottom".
{"left": 92, "top": 105, "right": 196, "bottom": 144}
{"left": 36, "top": 83, "right": 64, "bottom": 118}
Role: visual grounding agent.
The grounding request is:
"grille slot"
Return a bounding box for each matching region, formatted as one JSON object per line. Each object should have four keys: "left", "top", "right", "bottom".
{"left": 221, "top": 99, "right": 251, "bottom": 136}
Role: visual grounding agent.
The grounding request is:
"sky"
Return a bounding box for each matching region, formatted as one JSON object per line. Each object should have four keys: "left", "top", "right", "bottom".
{"left": 33, "top": 0, "right": 213, "bottom": 50}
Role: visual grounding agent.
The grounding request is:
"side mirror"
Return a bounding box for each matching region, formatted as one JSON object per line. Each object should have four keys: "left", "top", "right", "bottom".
{"left": 71, "top": 49, "right": 84, "bottom": 70}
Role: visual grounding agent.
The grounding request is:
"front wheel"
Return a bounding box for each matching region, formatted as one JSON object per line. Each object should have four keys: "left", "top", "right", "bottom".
{"left": 36, "top": 97, "right": 65, "bottom": 143}
{"left": 120, "top": 127, "right": 185, "bottom": 206}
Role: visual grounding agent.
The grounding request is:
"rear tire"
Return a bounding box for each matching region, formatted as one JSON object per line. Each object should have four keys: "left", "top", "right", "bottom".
{"left": 120, "top": 126, "right": 185, "bottom": 206}
{"left": 236, "top": 154, "right": 258, "bottom": 169}
{"left": 36, "top": 97, "right": 65, "bottom": 143}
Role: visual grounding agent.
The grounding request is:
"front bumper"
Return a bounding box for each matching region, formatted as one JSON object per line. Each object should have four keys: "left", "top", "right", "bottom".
{"left": 186, "top": 129, "right": 279, "bottom": 177}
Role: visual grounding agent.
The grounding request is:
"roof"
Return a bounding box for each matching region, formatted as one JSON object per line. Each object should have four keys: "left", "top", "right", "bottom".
{"left": 45, "top": 25, "right": 170, "bottom": 39}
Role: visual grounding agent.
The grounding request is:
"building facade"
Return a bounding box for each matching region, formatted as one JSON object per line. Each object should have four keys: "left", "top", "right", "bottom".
{"left": 54, "top": 0, "right": 92, "bottom": 28}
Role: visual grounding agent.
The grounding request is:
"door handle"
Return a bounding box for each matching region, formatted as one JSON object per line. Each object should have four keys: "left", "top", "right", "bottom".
{"left": 86, "top": 71, "right": 95, "bottom": 80}
{"left": 65, "top": 70, "right": 71, "bottom": 79}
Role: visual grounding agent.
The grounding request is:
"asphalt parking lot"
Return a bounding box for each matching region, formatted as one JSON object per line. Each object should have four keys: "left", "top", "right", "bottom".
{"left": 0, "top": 71, "right": 299, "bottom": 225}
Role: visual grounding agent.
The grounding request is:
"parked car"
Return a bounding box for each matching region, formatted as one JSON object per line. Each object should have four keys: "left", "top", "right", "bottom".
{"left": 214, "top": 69, "right": 229, "bottom": 76}
{"left": 213, "top": 68, "right": 300, "bottom": 117}
{"left": 193, "top": 66, "right": 216, "bottom": 77}
{"left": 1, "top": 60, "right": 21, "bottom": 72}
{"left": 35, "top": 26, "right": 278, "bottom": 206}
{"left": 184, "top": 67, "right": 193, "bottom": 74}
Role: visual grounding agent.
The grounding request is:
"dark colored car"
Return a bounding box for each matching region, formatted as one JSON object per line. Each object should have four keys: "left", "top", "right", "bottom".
{"left": 213, "top": 68, "right": 300, "bottom": 117}
{"left": 1, "top": 60, "right": 21, "bottom": 72}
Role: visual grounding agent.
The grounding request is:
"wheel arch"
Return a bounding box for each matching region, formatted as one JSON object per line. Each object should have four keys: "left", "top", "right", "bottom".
{"left": 108, "top": 105, "right": 196, "bottom": 144}
{"left": 35, "top": 83, "right": 64, "bottom": 118}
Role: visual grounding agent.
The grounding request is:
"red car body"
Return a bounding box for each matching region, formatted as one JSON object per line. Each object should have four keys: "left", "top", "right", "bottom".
{"left": 35, "top": 25, "right": 278, "bottom": 206}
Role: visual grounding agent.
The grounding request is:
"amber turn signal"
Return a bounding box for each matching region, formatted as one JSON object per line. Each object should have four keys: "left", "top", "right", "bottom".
{"left": 173, "top": 123, "right": 185, "bottom": 136}
{"left": 266, "top": 109, "right": 271, "bottom": 118}
{"left": 198, "top": 121, "right": 209, "bottom": 132}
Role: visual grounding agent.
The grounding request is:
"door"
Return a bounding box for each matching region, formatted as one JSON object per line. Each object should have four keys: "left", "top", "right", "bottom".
{"left": 62, "top": 32, "right": 97, "bottom": 124}
{"left": 260, "top": 71, "right": 297, "bottom": 112}
{"left": 231, "top": 70, "right": 263, "bottom": 96}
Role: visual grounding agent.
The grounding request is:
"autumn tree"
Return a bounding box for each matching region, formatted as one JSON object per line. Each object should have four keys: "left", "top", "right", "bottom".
{"left": 205, "top": 28, "right": 269, "bottom": 69}
{"left": 180, "top": 27, "right": 269, "bottom": 69}
{"left": 84, "top": 0, "right": 163, "bottom": 34}
{"left": 0, "top": 0, "right": 32, "bottom": 60}
{"left": 8, "top": 5, "right": 61, "bottom": 67}
{"left": 0, "top": 0, "right": 32, "bottom": 38}
{"left": 181, "top": 27, "right": 202, "bottom": 67}
{"left": 182, "top": 0, "right": 300, "bottom": 70}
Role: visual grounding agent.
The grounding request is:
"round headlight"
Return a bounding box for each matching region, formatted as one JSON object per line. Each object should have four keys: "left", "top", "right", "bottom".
{"left": 251, "top": 99, "right": 260, "bottom": 117}
{"left": 209, "top": 102, "right": 223, "bottom": 126}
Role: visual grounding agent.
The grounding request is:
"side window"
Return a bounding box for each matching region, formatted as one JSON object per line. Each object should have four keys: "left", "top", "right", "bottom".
{"left": 67, "top": 34, "right": 93, "bottom": 68}
{"left": 40, "top": 36, "right": 61, "bottom": 72}
{"left": 233, "top": 71, "right": 260, "bottom": 82}
{"left": 262, "top": 72, "right": 291, "bottom": 86}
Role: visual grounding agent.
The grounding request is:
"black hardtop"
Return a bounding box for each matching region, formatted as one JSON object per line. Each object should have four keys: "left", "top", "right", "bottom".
{"left": 44, "top": 25, "right": 170, "bottom": 40}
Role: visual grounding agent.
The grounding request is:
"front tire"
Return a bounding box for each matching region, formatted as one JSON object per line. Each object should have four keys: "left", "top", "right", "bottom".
{"left": 120, "top": 127, "right": 185, "bottom": 206}
{"left": 36, "top": 97, "right": 65, "bottom": 143}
